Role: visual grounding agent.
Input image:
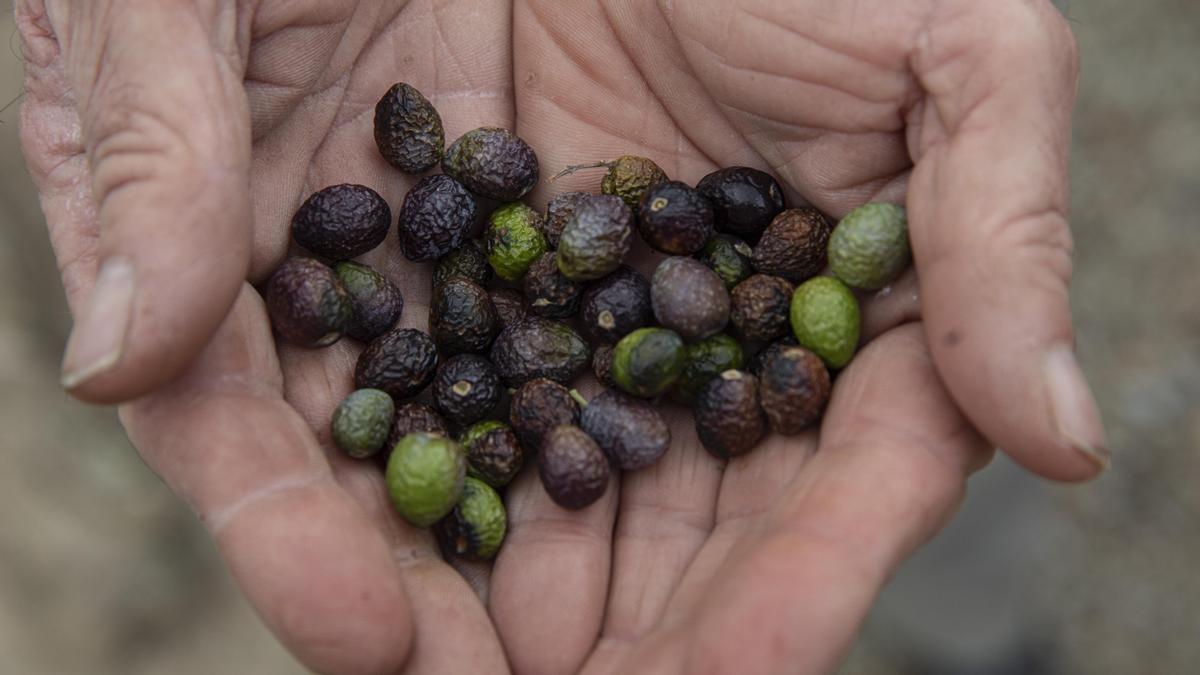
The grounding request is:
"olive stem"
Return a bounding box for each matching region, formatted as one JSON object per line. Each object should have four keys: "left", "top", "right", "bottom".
{"left": 568, "top": 389, "right": 590, "bottom": 408}
{"left": 506, "top": 388, "right": 517, "bottom": 396}
{"left": 550, "top": 160, "right": 615, "bottom": 183}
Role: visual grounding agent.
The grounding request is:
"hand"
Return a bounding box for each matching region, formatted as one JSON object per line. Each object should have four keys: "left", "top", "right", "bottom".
{"left": 17, "top": 1, "right": 1100, "bottom": 673}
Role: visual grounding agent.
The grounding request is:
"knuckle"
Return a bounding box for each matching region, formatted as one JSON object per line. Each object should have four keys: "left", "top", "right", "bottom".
{"left": 86, "top": 95, "right": 197, "bottom": 201}
{"left": 14, "top": 0, "right": 61, "bottom": 67}
{"left": 18, "top": 100, "right": 85, "bottom": 186}
{"left": 984, "top": 206, "right": 1074, "bottom": 291}
{"left": 920, "top": 206, "right": 1073, "bottom": 298}
{"left": 14, "top": 0, "right": 50, "bottom": 36}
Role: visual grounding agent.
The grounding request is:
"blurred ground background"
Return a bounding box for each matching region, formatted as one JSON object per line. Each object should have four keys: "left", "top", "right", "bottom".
{"left": 0, "top": 1, "right": 1196, "bottom": 673}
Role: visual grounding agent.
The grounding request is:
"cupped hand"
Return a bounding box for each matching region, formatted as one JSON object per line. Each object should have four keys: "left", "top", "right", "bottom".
{"left": 17, "top": 0, "right": 1101, "bottom": 673}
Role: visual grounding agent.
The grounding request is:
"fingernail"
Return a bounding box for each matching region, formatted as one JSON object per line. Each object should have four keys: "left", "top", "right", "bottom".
{"left": 61, "top": 257, "right": 136, "bottom": 390}
{"left": 1043, "top": 344, "right": 1111, "bottom": 471}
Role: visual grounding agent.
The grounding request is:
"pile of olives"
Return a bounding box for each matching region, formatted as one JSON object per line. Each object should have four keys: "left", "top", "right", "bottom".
{"left": 266, "top": 83, "right": 912, "bottom": 561}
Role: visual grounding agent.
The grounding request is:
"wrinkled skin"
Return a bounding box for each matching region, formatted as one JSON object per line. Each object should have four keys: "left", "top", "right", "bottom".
{"left": 264, "top": 256, "right": 351, "bottom": 348}
{"left": 539, "top": 424, "right": 611, "bottom": 510}
{"left": 396, "top": 174, "right": 477, "bottom": 261}
{"left": 335, "top": 261, "right": 404, "bottom": 342}
{"left": 432, "top": 240, "right": 492, "bottom": 291}
{"left": 374, "top": 82, "right": 444, "bottom": 174}
{"left": 694, "top": 370, "right": 767, "bottom": 459}
{"left": 730, "top": 274, "right": 794, "bottom": 343}
{"left": 386, "top": 402, "right": 451, "bottom": 455}
{"left": 490, "top": 316, "right": 590, "bottom": 387}
{"left": 292, "top": 183, "right": 392, "bottom": 261}
{"left": 509, "top": 377, "right": 581, "bottom": 453}
{"left": 18, "top": 1, "right": 1103, "bottom": 674}
{"left": 428, "top": 277, "right": 498, "bottom": 356}
{"left": 431, "top": 354, "right": 502, "bottom": 425}
{"left": 487, "top": 287, "right": 527, "bottom": 331}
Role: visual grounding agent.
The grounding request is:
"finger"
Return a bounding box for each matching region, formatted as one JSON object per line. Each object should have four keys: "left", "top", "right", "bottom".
{"left": 484, "top": 370, "right": 618, "bottom": 675}
{"left": 620, "top": 324, "right": 991, "bottom": 674}
{"left": 119, "top": 286, "right": 413, "bottom": 675}
{"left": 266, "top": 3, "right": 519, "bottom": 669}
{"left": 278, "top": 313, "right": 511, "bottom": 674}
{"left": 645, "top": 274, "right": 925, "bottom": 633}
{"left": 19, "top": 1, "right": 253, "bottom": 403}
{"left": 279, "top": 334, "right": 511, "bottom": 675}
{"left": 655, "top": 431, "right": 818, "bottom": 630}
{"left": 510, "top": 12, "right": 740, "bottom": 661}
{"left": 581, "top": 409, "right": 723, "bottom": 675}
{"left": 907, "top": 0, "right": 1107, "bottom": 479}
{"left": 276, "top": 262, "right": 507, "bottom": 673}
{"left": 331, "top": 452, "right": 512, "bottom": 675}
{"left": 489, "top": 458, "right": 619, "bottom": 675}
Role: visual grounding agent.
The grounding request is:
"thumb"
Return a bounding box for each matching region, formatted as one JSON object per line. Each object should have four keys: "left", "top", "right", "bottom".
{"left": 22, "top": 0, "right": 251, "bottom": 404}
{"left": 907, "top": 0, "right": 1107, "bottom": 480}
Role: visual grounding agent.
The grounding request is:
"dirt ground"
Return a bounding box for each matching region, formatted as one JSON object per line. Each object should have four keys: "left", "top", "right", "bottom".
{"left": 1, "top": 1, "right": 1196, "bottom": 673}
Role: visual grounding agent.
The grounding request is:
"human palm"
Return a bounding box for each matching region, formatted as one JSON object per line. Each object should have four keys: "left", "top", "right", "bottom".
{"left": 18, "top": 0, "right": 1102, "bottom": 673}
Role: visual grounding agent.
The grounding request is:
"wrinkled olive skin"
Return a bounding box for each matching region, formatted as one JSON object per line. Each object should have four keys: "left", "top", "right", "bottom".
{"left": 827, "top": 202, "right": 911, "bottom": 290}
{"left": 389, "top": 403, "right": 450, "bottom": 443}
{"left": 579, "top": 266, "right": 652, "bottom": 344}
{"left": 730, "top": 274, "right": 795, "bottom": 343}
{"left": 442, "top": 126, "right": 539, "bottom": 201}
{"left": 524, "top": 252, "right": 585, "bottom": 318}
{"left": 437, "top": 477, "right": 507, "bottom": 560}
{"left": 580, "top": 389, "right": 671, "bottom": 471}
{"left": 601, "top": 155, "right": 668, "bottom": 211}
{"left": 398, "top": 174, "right": 477, "bottom": 261}
{"left": 592, "top": 344, "right": 616, "bottom": 388}
{"left": 355, "top": 328, "right": 439, "bottom": 399}
{"left": 385, "top": 432, "right": 465, "bottom": 528}
{"left": 542, "top": 191, "right": 589, "bottom": 249}
{"left": 433, "top": 240, "right": 493, "bottom": 291}
{"left": 696, "top": 166, "right": 785, "bottom": 241}
{"left": 746, "top": 336, "right": 799, "bottom": 378}
{"left": 373, "top": 82, "right": 444, "bottom": 174}
{"left": 486, "top": 202, "right": 548, "bottom": 282}
{"left": 489, "top": 287, "right": 528, "bottom": 330}
{"left": 612, "top": 328, "right": 686, "bottom": 398}
{"left": 672, "top": 334, "right": 745, "bottom": 405}
{"left": 557, "top": 195, "right": 634, "bottom": 282}
{"left": 758, "top": 346, "right": 831, "bottom": 434}
{"left": 698, "top": 234, "right": 755, "bottom": 290}
{"left": 694, "top": 370, "right": 767, "bottom": 459}
{"left": 292, "top": 184, "right": 391, "bottom": 261}
{"left": 382, "top": 403, "right": 451, "bottom": 467}
{"left": 490, "top": 317, "right": 590, "bottom": 387}
{"left": 790, "top": 276, "right": 861, "bottom": 369}
{"left": 429, "top": 277, "right": 499, "bottom": 356}
{"left": 651, "top": 257, "right": 731, "bottom": 341}
{"left": 751, "top": 207, "right": 832, "bottom": 282}
{"left": 638, "top": 180, "right": 714, "bottom": 255}
{"left": 539, "top": 425, "right": 610, "bottom": 510}
{"left": 460, "top": 421, "right": 524, "bottom": 488}
{"left": 432, "top": 354, "right": 502, "bottom": 425}
{"left": 266, "top": 257, "right": 352, "bottom": 348}
{"left": 335, "top": 261, "right": 404, "bottom": 342}
{"left": 509, "top": 378, "right": 581, "bottom": 452}
{"left": 331, "top": 389, "right": 396, "bottom": 459}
